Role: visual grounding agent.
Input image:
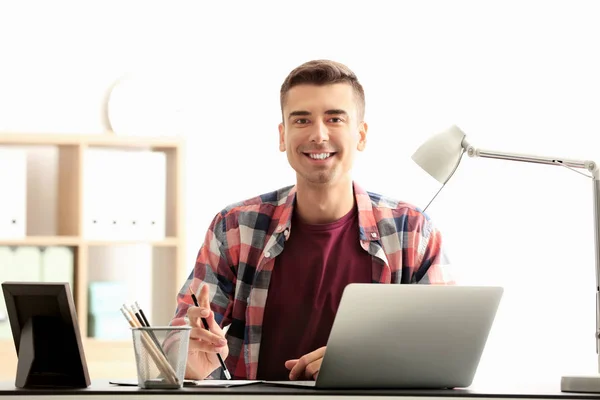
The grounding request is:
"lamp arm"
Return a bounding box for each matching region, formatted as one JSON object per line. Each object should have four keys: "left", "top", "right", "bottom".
{"left": 467, "top": 143, "right": 600, "bottom": 373}
{"left": 465, "top": 145, "right": 597, "bottom": 173}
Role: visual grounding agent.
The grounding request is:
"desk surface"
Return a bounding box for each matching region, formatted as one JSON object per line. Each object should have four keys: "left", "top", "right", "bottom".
{"left": 2, "top": 381, "right": 600, "bottom": 400}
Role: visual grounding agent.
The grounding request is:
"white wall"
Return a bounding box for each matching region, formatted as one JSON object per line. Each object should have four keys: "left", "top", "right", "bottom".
{"left": 1, "top": 0, "right": 600, "bottom": 387}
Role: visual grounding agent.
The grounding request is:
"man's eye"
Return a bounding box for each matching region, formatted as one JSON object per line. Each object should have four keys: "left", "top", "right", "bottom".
{"left": 329, "top": 117, "right": 343, "bottom": 123}
{"left": 295, "top": 118, "right": 309, "bottom": 124}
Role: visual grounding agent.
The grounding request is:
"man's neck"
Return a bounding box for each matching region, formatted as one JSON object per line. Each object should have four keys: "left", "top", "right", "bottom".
{"left": 294, "top": 178, "right": 355, "bottom": 225}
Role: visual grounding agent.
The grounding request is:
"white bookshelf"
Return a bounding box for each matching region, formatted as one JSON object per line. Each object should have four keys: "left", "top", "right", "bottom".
{"left": 0, "top": 132, "right": 186, "bottom": 380}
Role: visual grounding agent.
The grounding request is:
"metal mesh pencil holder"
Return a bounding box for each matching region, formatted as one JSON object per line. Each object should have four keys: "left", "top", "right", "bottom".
{"left": 131, "top": 326, "right": 191, "bottom": 389}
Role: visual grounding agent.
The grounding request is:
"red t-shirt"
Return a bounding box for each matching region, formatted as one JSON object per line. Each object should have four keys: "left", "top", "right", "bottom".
{"left": 256, "top": 206, "right": 373, "bottom": 381}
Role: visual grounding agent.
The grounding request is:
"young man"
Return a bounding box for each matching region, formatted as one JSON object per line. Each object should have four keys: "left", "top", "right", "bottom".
{"left": 169, "top": 59, "right": 454, "bottom": 382}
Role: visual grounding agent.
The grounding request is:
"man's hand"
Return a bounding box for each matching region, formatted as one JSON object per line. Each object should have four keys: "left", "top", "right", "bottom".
{"left": 185, "top": 284, "right": 229, "bottom": 380}
{"left": 285, "top": 346, "right": 326, "bottom": 381}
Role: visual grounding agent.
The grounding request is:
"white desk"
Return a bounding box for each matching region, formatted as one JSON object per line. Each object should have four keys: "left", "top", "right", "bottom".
{"left": 1, "top": 380, "right": 600, "bottom": 400}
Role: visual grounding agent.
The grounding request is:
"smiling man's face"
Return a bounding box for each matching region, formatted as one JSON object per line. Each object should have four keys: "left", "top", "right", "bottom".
{"left": 278, "top": 83, "right": 367, "bottom": 187}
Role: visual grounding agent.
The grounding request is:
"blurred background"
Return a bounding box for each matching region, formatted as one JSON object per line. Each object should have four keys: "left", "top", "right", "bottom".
{"left": 0, "top": 0, "right": 599, "bottom": 387}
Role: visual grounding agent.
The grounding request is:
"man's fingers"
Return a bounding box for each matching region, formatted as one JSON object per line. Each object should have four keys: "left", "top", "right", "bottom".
{"left": 187, "top": 304, "right": 226, "bottom": 346}
{"left": 304, "top": 360, "right": 321, "bottom": 380}
{"left": 284, "top": 359, "right": 298, "bottom": 370}
{"left": 189, "top": 340, "right": 227, "bottom": 354}
{"left": 289, "top": 347, "right": 326, "bottom": 380}
{"left": 187, "top": 306, "right": 211, "bottom": 323}
{"left": 190, "top": 285, "right": 225, "bottom": 336}
{"left": 190, "top": 327, "right": 227, "bottom": 346}
{"left": 204, "top": 308, "right": 221, "bottom": 332}
{"left": 290, "top": 359, "right": 321, "bottom": 380}
{"left": 187, "top": 307, "right": 224, "bottom": 333}
{"left": 289, "top": 355, "right": 311, "bottom": 380}
{"left": 199, "top": 284, "right": 210, "bottom": 308}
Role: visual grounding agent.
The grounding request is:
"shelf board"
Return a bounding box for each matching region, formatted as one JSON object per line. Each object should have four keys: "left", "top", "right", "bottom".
{"left": 85, "top": 237, "right": 180, "bottom": 247}
{"left": 0, "top": 338, "right": 132, "bottom": 352}
{"left": 0, "top": 132, "right": 182, "bottom": 149}
{"left": 0, "top": 236, "right": 80, "bottom": 246}
{"left": 0, "top": 237, "right": 180, "bottom": 247}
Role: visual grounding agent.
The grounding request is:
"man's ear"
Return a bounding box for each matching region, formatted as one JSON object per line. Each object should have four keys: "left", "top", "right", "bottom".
{"left": 278, "top": 123, "right": 286, "bottom": 152}
{"left": 357, "top": 121, "right": 368, "bottom": 151}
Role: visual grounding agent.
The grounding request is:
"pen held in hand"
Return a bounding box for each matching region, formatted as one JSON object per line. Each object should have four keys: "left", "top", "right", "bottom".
{"left": 189, "top": 286, "right": 232, "bottom": 380}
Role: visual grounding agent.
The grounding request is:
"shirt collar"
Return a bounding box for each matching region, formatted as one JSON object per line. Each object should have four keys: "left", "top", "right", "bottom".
{"left": 275, "top": 181, "right": 381, "bottom": 242}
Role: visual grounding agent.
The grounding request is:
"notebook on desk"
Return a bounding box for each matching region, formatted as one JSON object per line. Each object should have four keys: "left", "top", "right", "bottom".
{"left": 267, "top": 283, "right": 503, "bottom": 390}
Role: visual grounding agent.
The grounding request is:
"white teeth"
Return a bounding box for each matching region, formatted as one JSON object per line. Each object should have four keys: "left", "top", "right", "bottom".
{"left": 309, "top": 153, "right": 332, "bottom": 160}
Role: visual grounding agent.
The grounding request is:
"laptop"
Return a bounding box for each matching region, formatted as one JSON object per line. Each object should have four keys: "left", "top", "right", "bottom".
{"left": 268, "top": 283, "right": 503, "bottom": 389}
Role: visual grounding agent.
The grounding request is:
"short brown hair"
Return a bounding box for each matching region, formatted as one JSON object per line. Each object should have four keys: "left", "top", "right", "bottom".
{"left": 280, "top": 59, "right": 365, "bottom": 121}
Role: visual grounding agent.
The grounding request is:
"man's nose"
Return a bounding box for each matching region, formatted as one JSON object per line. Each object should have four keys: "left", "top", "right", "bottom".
{"left": 309, "top": 120, "right": 329, "bottom": 143}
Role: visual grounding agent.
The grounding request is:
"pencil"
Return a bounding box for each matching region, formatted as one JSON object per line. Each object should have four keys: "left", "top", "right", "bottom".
{"left": 131, "top": 303, "right": 146, "bottom": 327}
{"left": 189, "top": 286, "right": 232, "bottom": 380}
{"left": 131, "top": 303, "right": 167, "bottom": 357}
{"left": 121, "top": 305, "right": 177, "bottom": 383}
{"left": 135, "top": 301, "right": 151, "bottom": 327}
{"left": 120, "top": 307, "right": 179, "bottom": 385}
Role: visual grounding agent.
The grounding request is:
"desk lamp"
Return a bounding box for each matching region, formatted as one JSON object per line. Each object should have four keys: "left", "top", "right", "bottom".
{"left": 411, "top": 125, "right": 600, "bottom": 393}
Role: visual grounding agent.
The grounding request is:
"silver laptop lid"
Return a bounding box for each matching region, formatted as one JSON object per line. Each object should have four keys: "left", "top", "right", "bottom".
{"left": 316, "top": 284, "right": 503, "bottom": 389}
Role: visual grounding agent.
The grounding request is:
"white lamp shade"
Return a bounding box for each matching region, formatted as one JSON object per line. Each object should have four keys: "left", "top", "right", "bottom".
{"left": 411, "top": 125, "right": 467, "bottom": 184}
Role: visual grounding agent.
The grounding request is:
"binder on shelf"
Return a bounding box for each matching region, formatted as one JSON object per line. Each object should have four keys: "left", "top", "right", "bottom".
{"left": 132, "top": 151, "right": 166, "bottom": 241}
{"left": 88, "top": 313, "right": 130, "bottom": 340}
{"left": 88, "top": 281, "right": 129, "bottom": 339}
{"left": 0, "top": 246, "right": 42, "bottom": 339}
{"left": 82, "top": 148, "right": 166, "bottom": 241}
{"left": 113, "top": 151, "right": 134, "bottom": 240}
{"left": 0, "top": 147, "right": 27, "bottom": 239}
{"left": 0, "top": 247, "right": 13, "bottom": 339}
{"left": 82, "top": 148, "right": 116, "bottom": 240}
{"left": 11, "top": 246, "right": 42, "bottom": 282}
{"left": 40, "top": 246, "right": 74, "bottom": 295}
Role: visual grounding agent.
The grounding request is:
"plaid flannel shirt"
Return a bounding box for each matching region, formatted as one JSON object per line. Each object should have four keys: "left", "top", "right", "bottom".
{"left": 170, "top": 181, "right": 454, "bottom": 380}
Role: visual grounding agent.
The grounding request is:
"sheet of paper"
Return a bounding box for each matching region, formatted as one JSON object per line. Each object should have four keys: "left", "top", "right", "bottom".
{"left": 261, "top": 380, "right": 318, "bottom": 389}
{"left": 109, "top": 379, "right": 263, "bottom": 388}
{"left": 184, "top": 379, "right": 262, "bottom": 387}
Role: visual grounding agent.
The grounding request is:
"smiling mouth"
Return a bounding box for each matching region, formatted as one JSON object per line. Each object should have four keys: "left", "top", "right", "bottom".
{"left": 304, "top": 152, "right": 336, "bottom": 160}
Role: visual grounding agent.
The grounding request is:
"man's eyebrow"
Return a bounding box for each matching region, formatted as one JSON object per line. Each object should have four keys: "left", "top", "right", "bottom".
{"left": 287, "top": 109, "right": 348, "bottom": 120}
{"left": 288, "top": 110, "right": 311, "bottom": 120}
{"left": 324, "top": 109, "right": 348, "bottom": 115}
